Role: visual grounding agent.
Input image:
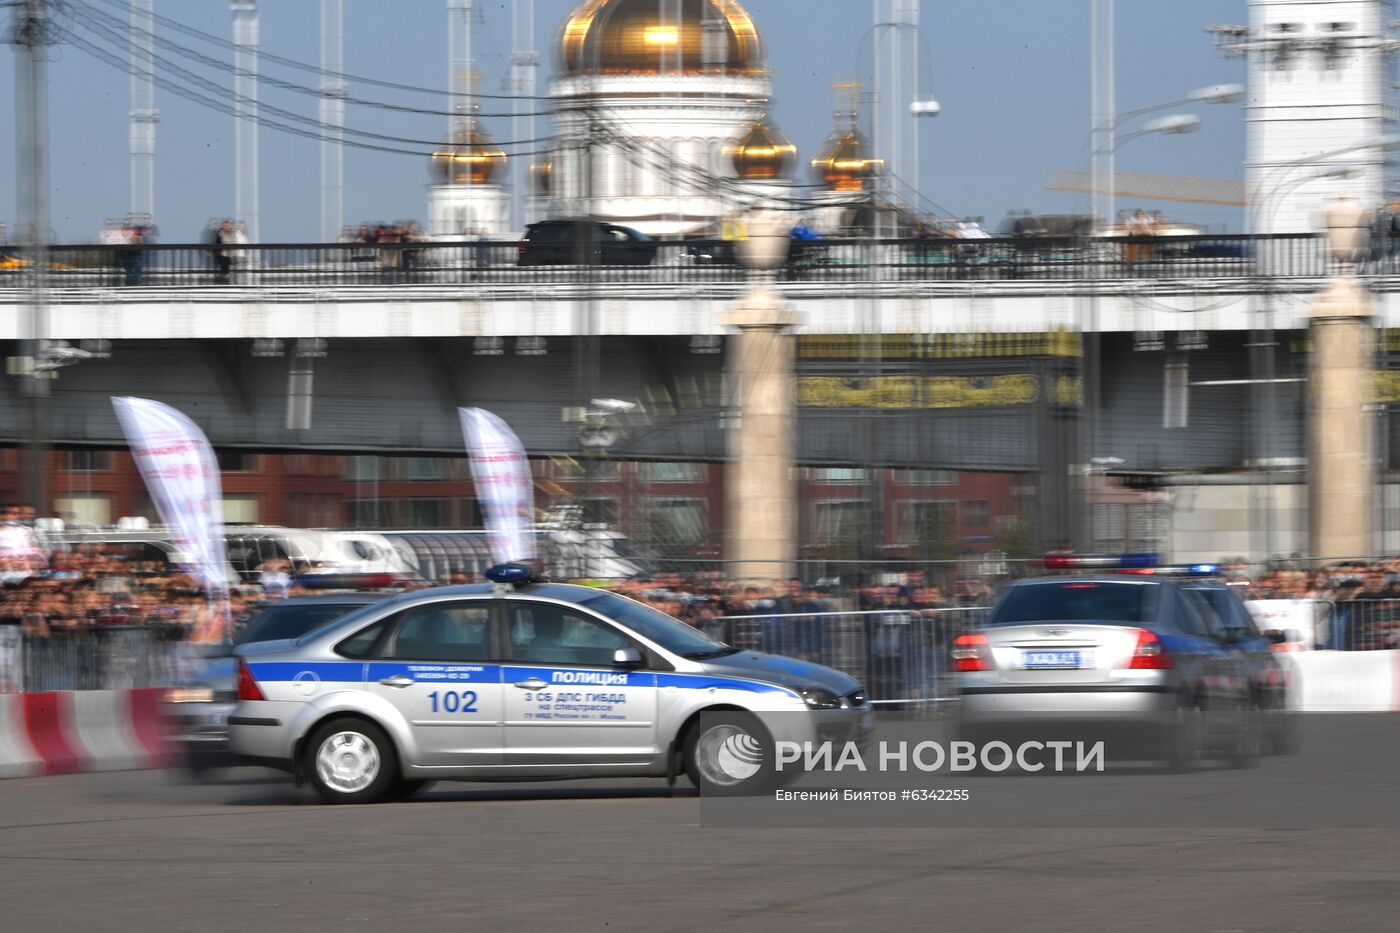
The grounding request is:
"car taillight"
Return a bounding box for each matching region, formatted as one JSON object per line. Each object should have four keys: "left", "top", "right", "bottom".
{"left": 1127, "top": 628, "right": 1173, "bottom": 670}
{"left": 236, "top": 657, "right": 266, "bottom": 701}
{"left": 950, "top": 633, "right": 991, "bottom": 672}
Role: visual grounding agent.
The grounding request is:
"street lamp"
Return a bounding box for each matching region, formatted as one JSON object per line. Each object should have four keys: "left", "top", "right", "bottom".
{"left": 856, "top": 14, "right": 941, "bottom": 223}
{"left": 1092, "top": 84, "right": 1241, "bottom": 232}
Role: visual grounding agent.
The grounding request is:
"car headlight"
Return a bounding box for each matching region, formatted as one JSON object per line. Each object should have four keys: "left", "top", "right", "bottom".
{"left": 164, "top": 686, "right": 216, "bottom": 704}
{"left": 800, "top": 688, "right": 843, "bottom": 710}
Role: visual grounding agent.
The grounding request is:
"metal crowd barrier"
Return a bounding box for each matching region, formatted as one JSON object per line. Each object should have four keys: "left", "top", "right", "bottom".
{"left": 703, "top": 607, "right": 989, "bottom": 707}
{"left": 0, "top": 626, "right": 181, "bottom": 693}
{"left": 1329, "top": 599, "right": 1400, "bottom": 652}
{"left": 0, "top": 234, "right": 1336, "bottom": 290}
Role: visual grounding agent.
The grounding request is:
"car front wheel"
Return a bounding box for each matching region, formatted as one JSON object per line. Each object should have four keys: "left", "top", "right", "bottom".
{"left": 685, "top": 712, "right": 783, "bottom": 796}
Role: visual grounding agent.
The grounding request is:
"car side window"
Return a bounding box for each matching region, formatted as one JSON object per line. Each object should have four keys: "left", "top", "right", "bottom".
{"left": 388, "top": 602, "right": 494, "bottom": 661}
{"left": 1181, "top": 590, "right": 1225, "bottom": 640}
{"left": 336, "top": 617, "right": 391, "bottom": 659}
{"left": 509, "top": 603, "right": 630, "bottom": 667}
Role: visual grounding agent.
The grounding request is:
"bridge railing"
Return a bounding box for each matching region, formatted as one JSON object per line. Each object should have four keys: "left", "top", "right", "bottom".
{"left": 0, "top": 233, "right": 1337, "bottom": 289}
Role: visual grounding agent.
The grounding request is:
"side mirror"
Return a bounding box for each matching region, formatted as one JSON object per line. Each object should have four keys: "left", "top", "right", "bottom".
{"left": 613, "top": 647, "right": 644, "bottom": 668}
{"left": 1264, "top": 629, "right": 1287, "bottom": 645}
{"left": 1283, "top": 628, "right": 1303, "bottom": 645}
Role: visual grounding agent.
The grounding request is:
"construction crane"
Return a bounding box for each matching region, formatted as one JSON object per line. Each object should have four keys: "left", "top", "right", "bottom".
{"left": 1047, "top": 170, "right": 1246, "bottom": 206}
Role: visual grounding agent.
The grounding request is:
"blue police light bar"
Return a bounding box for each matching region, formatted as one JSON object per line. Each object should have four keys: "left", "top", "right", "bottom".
{"left": 1140, "top": 563, "right": 1221, "bottom": 578}
{"left": 1043, "top": 553, "right": 1159, "bottom": 571}
{"left": 485, "top": 563, "right": 535, "bottom": 586}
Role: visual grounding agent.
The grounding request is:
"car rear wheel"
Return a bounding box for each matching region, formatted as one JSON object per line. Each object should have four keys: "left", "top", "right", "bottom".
{"left": 685, "top": 712, "right": 780, "bottom": 797}
{"left": 304, "top": 718, "right": 398, "bottom": 805}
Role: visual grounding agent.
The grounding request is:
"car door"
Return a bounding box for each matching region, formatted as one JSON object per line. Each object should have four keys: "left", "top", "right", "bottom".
{"left": 501, "top": 598, "right": 658, "bottom": 769}
{"left": 1180, "top": 589, "right": 1246, "bottom": 710}
{"left": 364, "top": 599, "right": 504, "bottom": 769}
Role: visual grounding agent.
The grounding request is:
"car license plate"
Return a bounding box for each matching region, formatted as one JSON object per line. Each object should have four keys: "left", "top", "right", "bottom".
{"left": 1021, "top": 650, "right": 1091, "bottom": 670}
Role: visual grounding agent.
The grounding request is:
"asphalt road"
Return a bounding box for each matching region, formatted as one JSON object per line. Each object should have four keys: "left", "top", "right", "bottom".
{"left": 0, "top": 767, "right": 1397, "bottom": 933}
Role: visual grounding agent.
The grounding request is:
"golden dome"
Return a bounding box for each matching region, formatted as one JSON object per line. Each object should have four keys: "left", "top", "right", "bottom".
{"left": 812, "top": 124, "right": 881, "bottom": 192}
{"left": 728, "top": 120, "right": 795, "bottom": 180}
{"left": 530, "top": 159, "right": 553, "bottom": 196}
{"left": 558, "top": 0, "right": 764, "bottom": 77}
{"left": 429, "top": 121, "right": 507, "bottom": 186}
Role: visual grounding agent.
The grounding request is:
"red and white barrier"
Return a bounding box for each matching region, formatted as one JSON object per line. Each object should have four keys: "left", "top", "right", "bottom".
{"left": 0, "top": 688, "right": 173, "bottom": 778}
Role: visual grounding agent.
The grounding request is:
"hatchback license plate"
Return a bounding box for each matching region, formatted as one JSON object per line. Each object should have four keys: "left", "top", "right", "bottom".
{"left": 1021, "top": 650, "right": 1091, "bottom": 669}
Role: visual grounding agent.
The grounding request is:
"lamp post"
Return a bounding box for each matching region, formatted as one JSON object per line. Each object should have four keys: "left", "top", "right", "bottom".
{"left": 1090, "top": 83, "right": 1242, "bottom": 231}
{"left": 1078, "top": 111, "right": 1207, "bottom": 549}
{"left": 857, "top": 12, "right": 940, "bottom": 223}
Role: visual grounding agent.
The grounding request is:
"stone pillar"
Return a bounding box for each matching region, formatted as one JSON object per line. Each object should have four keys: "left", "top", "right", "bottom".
{"left": 1308, "top": 275, "right": 1375, "bottom": 563}
{"left": 723, "top": 289, "right": 796, "bottom": 584}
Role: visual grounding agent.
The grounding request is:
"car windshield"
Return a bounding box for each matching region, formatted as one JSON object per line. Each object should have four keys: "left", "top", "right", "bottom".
{"left": 235, "top": 602, "right": 367, "bottom": 646}
{"left": 993, "top": 582, "right": 1155, "bottom": 625}
{"left": 576, "top": 591, "right": 730, "bottom": 656}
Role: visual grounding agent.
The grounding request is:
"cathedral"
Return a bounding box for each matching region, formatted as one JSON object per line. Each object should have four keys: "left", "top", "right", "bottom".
{"left": 429, "top": 0, "right": 881, "bottom": 239}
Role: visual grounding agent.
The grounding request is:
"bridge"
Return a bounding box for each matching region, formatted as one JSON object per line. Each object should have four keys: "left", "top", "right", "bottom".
{"left": 0, "top": 234, "right": 1388, "bottom": 476}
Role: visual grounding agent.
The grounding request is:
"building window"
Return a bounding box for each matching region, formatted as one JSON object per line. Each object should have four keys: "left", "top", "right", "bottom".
{"left": 813, "top": 499, "right": 866, "bottom": 546}
{"left": 345, "top": 456, "right": 381, "bottom": 482}
{"left": 896, "top": 469, "right": 957, "bottom": 486}
{"left": 66, "top": 450, "right": 112, "bottom": 472}
{"left": 1092, "top": 503, "right": 1127, "bottom": 552}
{"left": 408, "top": 498, "right": 446, "bottom": 528}
{"left": 892, "top": 499, "right": 957, "bottom": 546}
{"left": 405, "top": 457, "right": 447, "bottom": 481}
{"left": 641, "top": 462, "right": 705, "bottom": 484}
{"left": 811, "top": 468, "right": 868, "bottom": 484}
{"left": 222, "top": 494, "right": 260, "bottom": 524}
{"left": 639, "top": 497, "right": 707, "bottom": 547}
{"left": 216, "top": 450, "right": 258, "bottom": 472}
{"left": 56, "top": 493, "right": 111, "bottom": 526}
{"left": 962, "top": 499, "right": 992, "bottom": 529}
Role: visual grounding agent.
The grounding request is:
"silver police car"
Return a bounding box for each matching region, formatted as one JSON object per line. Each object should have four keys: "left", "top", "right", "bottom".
{"left": 228, "top": 568, "right": 872, "bottom": 803}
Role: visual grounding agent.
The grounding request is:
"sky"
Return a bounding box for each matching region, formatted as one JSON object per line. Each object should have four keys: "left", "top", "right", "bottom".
{"left": 0, "top": 0, "right": 1248, "bottom": 242}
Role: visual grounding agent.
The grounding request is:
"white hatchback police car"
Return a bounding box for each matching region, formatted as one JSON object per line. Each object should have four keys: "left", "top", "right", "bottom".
{"left": 228, "top": 566, "right": 873, "bottom": 803}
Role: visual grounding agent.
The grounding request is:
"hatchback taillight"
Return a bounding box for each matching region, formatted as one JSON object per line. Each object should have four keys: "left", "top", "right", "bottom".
{"left": 1127, "top": 628, "right": 1173, "bottom": 670}
{"left": 236, "top": 657, "right": 266, "bottom": 701}
{"left": 950, "top": 633, "right": 991, "bottom": 672}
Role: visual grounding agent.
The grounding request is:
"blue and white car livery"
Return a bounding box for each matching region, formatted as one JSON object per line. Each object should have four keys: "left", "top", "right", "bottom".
{"left": 229, "top": 570, "right": 872, "bottom": 802}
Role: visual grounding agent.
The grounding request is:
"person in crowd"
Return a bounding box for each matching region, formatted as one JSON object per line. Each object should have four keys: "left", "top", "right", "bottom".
{"left": 213, "top": 219, "right": 237, "bottom": 285}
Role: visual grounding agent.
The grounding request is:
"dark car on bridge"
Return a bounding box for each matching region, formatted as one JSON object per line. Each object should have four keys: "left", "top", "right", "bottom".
{"left": 517, "top": 220, "right": 657, "bottom": 266}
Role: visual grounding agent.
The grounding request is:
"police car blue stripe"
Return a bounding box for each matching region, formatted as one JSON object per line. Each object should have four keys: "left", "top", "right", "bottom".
{"left": 247, "top": 661, "right": 364, "bottom": 683}
{"left": 247, "top": 661, "right": 799, "bottom": 698}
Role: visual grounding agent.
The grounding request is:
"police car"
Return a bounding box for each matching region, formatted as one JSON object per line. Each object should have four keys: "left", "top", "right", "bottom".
{"left": 953, "top": 555, "right": 1261, "bottom": 770}
{"left": 228, "top": 565, "right": 873, "bottom": 803}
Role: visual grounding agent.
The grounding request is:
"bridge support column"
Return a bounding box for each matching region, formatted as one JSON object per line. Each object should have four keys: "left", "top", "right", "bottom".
{"left": 1307, "top": 275, "right": 1375, "bottom": 564}
{"left": 723, "top": 291, "right": 796, "bottom": 584}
